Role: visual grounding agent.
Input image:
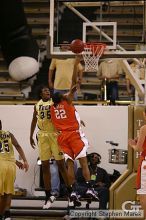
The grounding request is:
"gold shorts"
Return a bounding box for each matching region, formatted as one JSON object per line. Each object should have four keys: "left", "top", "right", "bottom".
{"left": 0, "top": 160, "right": 16, "bottom": 195}
{"left": 37, "top": 131, "right": 64, "bottom": 161}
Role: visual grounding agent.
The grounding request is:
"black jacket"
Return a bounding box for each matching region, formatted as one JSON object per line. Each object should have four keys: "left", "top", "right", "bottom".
{"left": 76, "top": 166, "right": 111, "bottom": 188}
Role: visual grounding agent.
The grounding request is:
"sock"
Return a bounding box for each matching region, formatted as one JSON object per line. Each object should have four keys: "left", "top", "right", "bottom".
{"left": 45, "top": 190, "right": 51, "bottom": 199}
{"left": 67, "top": 185, "right": 73, "bottom": 194}
{"left": 67, "top": 183, "right": 78, "bottom": 197}
{"left": 72, "top": 182, "right": 77, "bottom": 191}
{"left": 4, "top": 210, "right": 11, "bottom": 218}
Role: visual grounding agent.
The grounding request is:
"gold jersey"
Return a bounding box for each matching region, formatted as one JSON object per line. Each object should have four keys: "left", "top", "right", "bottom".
{"left": 35, "top": 99, "right": 56, "bottom": 132}
{"left": 0, "top": 130, "right": 15, "bottom": 162}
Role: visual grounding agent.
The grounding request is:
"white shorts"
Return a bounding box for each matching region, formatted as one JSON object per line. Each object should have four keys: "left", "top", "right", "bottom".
{"left": 137, "top": 159, "right": 146, "bottom": 194}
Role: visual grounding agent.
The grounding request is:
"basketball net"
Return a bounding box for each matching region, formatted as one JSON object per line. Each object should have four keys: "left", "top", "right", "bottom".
{"left": 82, "top": 43, "right": 106, "bottom": 72}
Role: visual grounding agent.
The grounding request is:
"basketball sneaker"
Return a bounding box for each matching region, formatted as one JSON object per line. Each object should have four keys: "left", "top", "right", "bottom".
{"left": 43, "top": 195, "right": 56, "bottom": 209}
{"left": 69, "top": 191, "right": 81, "bottom": 207}
{"left": 86, "top": 188, "right": 99, "bottom": 201}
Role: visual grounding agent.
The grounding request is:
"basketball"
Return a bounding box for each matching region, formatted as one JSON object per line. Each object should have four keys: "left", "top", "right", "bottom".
{"left": 70, "top": 39, "right": 84, "bottom": 54}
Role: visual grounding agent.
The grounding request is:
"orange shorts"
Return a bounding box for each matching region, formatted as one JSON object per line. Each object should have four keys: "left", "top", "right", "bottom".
{"left": 58, "top": 130, "right": 89, "bottom": 160}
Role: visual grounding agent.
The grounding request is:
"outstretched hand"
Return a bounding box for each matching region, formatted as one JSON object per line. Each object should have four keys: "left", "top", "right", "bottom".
{"left": 128, "top": 138, "right": 136, "bottom": 146}
{"left": 128, "top": 138, "right": 137, "bottom": 150}
{"left": 16, "top": 160, "right": 24, "bottom": 169}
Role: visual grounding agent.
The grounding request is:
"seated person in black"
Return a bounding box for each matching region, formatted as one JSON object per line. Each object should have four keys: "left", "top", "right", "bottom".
{"left": 76, "top": 152, "right": 111, "bottom": 209}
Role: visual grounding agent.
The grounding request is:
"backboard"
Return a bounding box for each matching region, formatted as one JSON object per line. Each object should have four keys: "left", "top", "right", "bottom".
{"left": 49, "top": 0, "right": 146, "bottom": 58}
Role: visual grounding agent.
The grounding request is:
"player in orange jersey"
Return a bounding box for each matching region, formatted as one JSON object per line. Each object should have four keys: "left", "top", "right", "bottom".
{"left": 129, "top": 107, "right": 146, "bottom": 219}
{"left": 50, "top": 57, "right": 98, "bottom": 205}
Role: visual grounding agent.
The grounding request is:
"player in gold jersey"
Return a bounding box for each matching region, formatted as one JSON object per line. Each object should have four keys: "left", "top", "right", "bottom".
{"left": 0, "top": 120, "right": 29, "bottom": 220}
{"left": 30, "top": 85, "right": 69, "bottom": 209}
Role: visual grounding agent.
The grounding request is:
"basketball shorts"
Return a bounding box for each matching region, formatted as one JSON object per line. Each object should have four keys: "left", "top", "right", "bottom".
{"left": 37, "top": 131, "right": 64, "bottom": 161}
{"left": 137, "top": 156, "right": 146, "bottom": 194}
{"left": 0, "top": 160, "right": 16, "bottom": 195}
{"left": 57, "top": 130, "right": 89, "bottom": 160}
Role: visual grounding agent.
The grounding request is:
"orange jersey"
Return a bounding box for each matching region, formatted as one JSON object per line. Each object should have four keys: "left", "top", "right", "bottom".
{"left": 50, "top": 100, "right": 80, "bottom": 131}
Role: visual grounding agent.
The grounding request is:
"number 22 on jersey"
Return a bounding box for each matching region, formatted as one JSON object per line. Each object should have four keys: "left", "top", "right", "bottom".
{"left": 55, "top": 109, "right": 67, "bottom": 119}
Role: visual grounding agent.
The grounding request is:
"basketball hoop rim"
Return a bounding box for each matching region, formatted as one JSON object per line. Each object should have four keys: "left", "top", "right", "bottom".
{"left": 83, "top": 42, "right": 106, "bottom": 56}
{"left": 84, "top": 42, "right": 106, "bottom": 49}
{"left": 82, "top": 42, "right": 107, "bottom": 72}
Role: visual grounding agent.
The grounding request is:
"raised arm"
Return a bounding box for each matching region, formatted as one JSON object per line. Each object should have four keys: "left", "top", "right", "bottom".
{"left": 71, "top": 56, "right": 81, "bottom": 87}
{"left": 65, "top": 56, "right": 81, "bottom": 103}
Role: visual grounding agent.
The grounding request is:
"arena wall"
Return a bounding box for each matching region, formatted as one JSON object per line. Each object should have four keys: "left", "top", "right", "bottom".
{"left": 0, "top": 105, "right": 128, "bottom": 194}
